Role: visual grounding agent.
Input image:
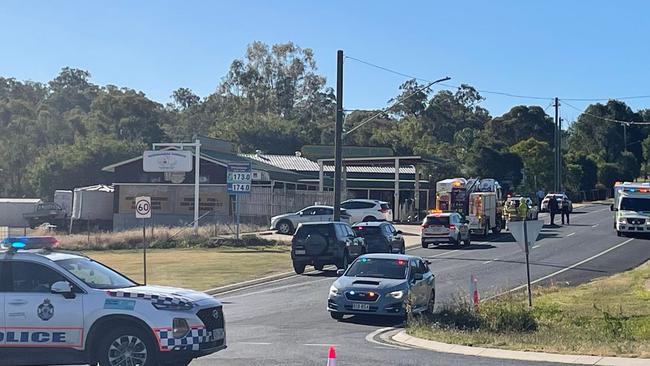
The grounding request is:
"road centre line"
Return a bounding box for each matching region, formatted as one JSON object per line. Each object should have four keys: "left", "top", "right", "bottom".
{"left": 567, "top": 232, "right": 576, "bottom": 237}
{"left": 592, "top": 224, "right": 599, "bottom": 228}
{"left": 482, "top": 258, "right": 498, "bottom": 265}
{"left": 222, "top": 277, "right": 332, "bottom": 299}
{"left": 304, "top": 343, "right": 340, "bottom": 347}
{"left": 493, "top": 238, "right": 635, "bottom": 297}
{"left": 239, "top": 342, "right": 272, "bottom": 345}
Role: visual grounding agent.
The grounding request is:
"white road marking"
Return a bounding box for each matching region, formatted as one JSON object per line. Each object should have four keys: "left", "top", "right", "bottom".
{"left": 239, "top": 342, "right": 272, "bottom": 345}
{"left": 222, "top": 277, "right": 332, "bottom": 300}
{"left": 496, "top": 238, "right": 635, "bottom": 296}
{"left": 532, "top": 245, "right": 541, "bottom": 249}
{"left": 483, "top": 258, "right": 498, "bottom": 265}
{"left": 567, "top": 232, "right": 576, "bottom": 237}
{"left": 304, "top": 343, "right": 339, "bottom": 347}
{"left": 365, "top": 327, "right": 411, "bottom": 350}
{"left": 592, "top": 224, "right": 599, "bottom": 228}
{"left": 425, "top": 249, "right": 461, "bottom": 259}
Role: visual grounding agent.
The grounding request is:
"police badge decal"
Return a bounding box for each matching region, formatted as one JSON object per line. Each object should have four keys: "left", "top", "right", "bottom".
{"left": 38, "top": 299, "right": 55, "bottom": 321}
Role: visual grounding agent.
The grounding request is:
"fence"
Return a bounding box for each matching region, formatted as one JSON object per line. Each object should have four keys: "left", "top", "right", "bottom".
{"left": 236, "top": 187, "right": 335, "bottom": 222}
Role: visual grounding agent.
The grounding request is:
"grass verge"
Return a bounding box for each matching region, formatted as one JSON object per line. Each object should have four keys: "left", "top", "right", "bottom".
{"left": 408, "top": 261, "right": 650, "bottom": 358}
{"left": 83, "top": 246, "right": 292, "bottom": 291}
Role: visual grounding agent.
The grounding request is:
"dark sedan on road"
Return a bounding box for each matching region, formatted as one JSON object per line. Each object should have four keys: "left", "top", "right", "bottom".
{"left": 327, "top": 254, "right": 435, "bottom": 320}
{"left": 352, "top": 222, "right": 405, "bottom": 254}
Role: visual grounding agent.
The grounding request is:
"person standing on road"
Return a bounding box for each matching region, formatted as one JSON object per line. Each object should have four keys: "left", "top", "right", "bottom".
{"left": 536, "top": 188, "right": 545, "bottom": 208}
{"left": 518, "top": 199, "right": 529, "bottom": 221}
{"left": 561, "top": 199, "right": 571, "bottom": 225}
{"left": 548, "top": 196, "right": 559, "bottom": 226}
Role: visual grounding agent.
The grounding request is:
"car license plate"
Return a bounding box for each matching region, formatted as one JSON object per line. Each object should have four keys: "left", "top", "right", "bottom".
{"left": 352, "top": 303, "right": 370, "bottom": 311}
{"left": 295, "top": 249, "right": 306, "bottom": 255}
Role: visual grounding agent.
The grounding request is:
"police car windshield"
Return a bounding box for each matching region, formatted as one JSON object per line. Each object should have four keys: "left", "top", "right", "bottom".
{"left": 345, "top": 258, "right": 407, "bottom": 279}
{"left": 620, "top": 197, "right": 650, "bottom": 212}
{"left": 56, "top": 258, "right": 137, "bottom": 289}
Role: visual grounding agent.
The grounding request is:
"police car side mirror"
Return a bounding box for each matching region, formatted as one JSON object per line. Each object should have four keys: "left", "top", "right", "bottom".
{"left": 51, "top": 281, "right": 75, "bottom": 299}
{"left": 336, "top": 269, "right": 345, "bottom": 276}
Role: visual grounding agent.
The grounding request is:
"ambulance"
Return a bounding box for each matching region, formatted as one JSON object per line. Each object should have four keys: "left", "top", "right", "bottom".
{"left": 0, "top": 236, "right": 226, "bottom": 366}
{"left": 612, "top": 182, "right": 650, "bottom": 236}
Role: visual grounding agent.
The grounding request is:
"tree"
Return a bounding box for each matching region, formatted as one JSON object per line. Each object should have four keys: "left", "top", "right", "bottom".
{"left": 642, "top": 135, "right": 650, "bottom": 179}
{"left": 565, "top": 164, "right": 583, "bottom": 193}
{"left": 598, "top": 163, "right": 622, "bottom": 188}
{"left": 566, "top": 153, "right": 599, "bottom": 191}
{"left": 465, "top": 147, "right": 523, "bottom": 190}
{"left": 171, "top": 87, "right": 200, "bottom": 110}
{"left": 510, "top": 138, "right": 553, "bottom": 192}
{"left": 618, "top": 151, "right": 640, "bottom": 182}
{"left": 569, "top": 100, "right": 644, "bottom": 164}
{"left": 486, "top": 105, "right": 554, "bottom": 146}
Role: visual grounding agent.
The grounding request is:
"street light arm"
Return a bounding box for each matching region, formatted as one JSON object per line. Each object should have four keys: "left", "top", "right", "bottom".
{"left": 343, "top": 77, "right": 451, "bottom": 137}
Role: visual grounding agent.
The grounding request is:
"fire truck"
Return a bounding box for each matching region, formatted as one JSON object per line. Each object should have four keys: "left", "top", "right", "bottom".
{"left": 435, "top": 178, "right": 505, "bottom": 236}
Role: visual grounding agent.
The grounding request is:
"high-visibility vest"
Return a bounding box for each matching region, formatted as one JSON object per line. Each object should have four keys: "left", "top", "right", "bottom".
{"left": 518, "top": 201, "right": 529, "bottom": 218}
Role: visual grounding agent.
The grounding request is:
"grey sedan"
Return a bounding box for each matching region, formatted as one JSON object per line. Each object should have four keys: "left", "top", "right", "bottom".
{"left": 327, "top": 253, "right": 435, "bottom": 320}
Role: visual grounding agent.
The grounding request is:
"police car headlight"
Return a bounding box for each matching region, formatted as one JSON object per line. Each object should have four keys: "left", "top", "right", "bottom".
{"left": 329, "top": 285, "right": 340, "bottom": 297}
{"left": 173, "top": 318, "right": 190, "bottom": 338}
{"left": 618, "top": 218, "right": 627, "bottom": 224}
{"left": 388, "top": 290, "right": 404, "bottom": 299}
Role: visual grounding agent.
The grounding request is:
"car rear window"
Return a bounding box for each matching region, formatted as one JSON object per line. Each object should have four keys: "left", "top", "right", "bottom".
{"left": 353, "top": 226, "right": 383, "bottom": 237}
{"left": 380, "top": 203, "right": 391, "bottom": 210}
{"left": 295, "top": 224, "right": 332, "bottom": 239}
{"left": 424, "top": 216, "right": 450, "bottom": 226}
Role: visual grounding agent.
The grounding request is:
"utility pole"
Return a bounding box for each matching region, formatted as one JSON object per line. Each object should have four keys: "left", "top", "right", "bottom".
{"left": 559, "top": 116, "right": 563, "bottom": 192}
{"left": 553, "top": 97, "right": 560, "bottom": 192}
{"left": 333, "top": 50, "right": 344, "bottom": 221}
{"left": 623, "top": 123, "right": 629, "bottom": 152}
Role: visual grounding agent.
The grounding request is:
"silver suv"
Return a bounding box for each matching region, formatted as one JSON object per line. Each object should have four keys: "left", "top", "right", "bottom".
{"left": 421, "top": 212, "right": 471, "bottom": 248}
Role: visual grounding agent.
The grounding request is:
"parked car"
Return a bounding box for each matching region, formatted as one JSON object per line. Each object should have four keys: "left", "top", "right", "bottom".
{"left": 421, "top": 211, "right": 471, "bottom": 248}
{"left": 540, "top": 193, "right": 573, "bottom": 213}
{"left": 291, "top": 222, "right": 366, "bottom": 274}
{"left": 503, "top": 196, "right": 538, "bottom": 221}
{"left": 327, "top": 253, "right": 435, "bottom": 320}
{"left": 271, "top": 205, "right": 351, "bottom": 234}
{"left": 341, "top": 199, "right": 393, "bottom": 223}
{"left": 352, "top": 222, "right": 405, "bottom": 254}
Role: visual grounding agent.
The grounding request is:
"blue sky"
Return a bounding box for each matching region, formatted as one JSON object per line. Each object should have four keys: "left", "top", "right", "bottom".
{"left": 2, "top": 0, "right": 649, "bottom": 122}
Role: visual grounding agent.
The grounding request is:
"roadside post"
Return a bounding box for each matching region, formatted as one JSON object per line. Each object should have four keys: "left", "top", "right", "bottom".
{"left": 227, "top": 162, "right": 252, "bottom": 240}
{"left": 507, "top": 219, "right": 544, "bottom": 307}
{"left": 135, "top": 196, "right": 151, "bottom": 284}
{"left": 470, "top": 274, "right": 480, "bottom": 311}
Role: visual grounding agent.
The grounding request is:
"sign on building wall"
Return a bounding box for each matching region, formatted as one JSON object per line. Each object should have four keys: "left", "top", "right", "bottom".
{"left": 143, "top": 150, "right": 192, "bottom": 172}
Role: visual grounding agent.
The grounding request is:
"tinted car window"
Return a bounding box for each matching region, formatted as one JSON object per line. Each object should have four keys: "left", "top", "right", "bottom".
{"left": 418, "top": 259, "right": 429, "bottom": 274}
{"left": 334, "top": 224, "right": 347, "bottom": 239}
{"left": 9, "top": 261, "right": 67, "bottom": 293}
{"left": 424, "top": 216, "right": 450, "bottom": 226}
{"left": 301, "top": 207, "right": 318, "bottom": 215}
{"left": 382, "top": 225, "right": 393, "bottom": 236}
{"left": 380, "top": 203, "right": 391, "bottom": 210}
{"left": 345, "top": 225, "right": 355, "bottom": 237}
{"left": 346, "top": 258, "right": 408, "bottom": 279}
{"left": 295, "top": 224, "right": 332, "bottom": 240}
{"left": 359, "top": 202, "right": 376, "bottom": 209}
{"left": 315, "top": 207, "right": 332, "bottom": 216}
{"left": 342, "top": 202, "right": 361, "bottom": 209}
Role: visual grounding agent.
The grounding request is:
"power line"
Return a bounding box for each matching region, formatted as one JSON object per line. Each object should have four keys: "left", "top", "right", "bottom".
{"left": 345, "top": 55, "right": 650, "bottom": 102}
{"left": 561, "top": 100, "right": 650, "bottom": 125}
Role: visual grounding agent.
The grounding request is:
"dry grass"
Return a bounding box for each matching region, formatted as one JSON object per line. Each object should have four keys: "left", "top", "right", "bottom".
{"left": 409, "top": 261, "right": 650, "bottom": 358}
{"left": 84, "top": 247, "right": 292, "bottom": 291}
{"left": 34, "top": 224, "right": 267, "bottom": 250}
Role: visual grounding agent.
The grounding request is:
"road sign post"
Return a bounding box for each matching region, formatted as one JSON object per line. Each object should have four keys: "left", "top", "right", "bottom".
{"left": 135, "top": 196, "right": 151, "bottom": 284}
{"left": 227, "top": 163, "right": 252, "bottom": 240}
{"left": 507, "top": 219, "right": 543, "bottom": 307}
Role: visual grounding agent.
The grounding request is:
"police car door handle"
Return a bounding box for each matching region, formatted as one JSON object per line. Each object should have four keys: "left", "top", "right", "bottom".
{"left": 9, "top": 299, "right": 28, "bottom": 305}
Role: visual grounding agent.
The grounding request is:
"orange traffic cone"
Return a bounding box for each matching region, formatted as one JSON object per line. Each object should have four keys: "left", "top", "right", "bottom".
{"left": 327, "top": 346, "right": 336, "bottom": 366}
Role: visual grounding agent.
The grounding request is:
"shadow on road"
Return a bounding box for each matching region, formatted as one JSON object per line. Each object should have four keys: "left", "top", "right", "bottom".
{"left": 338, "top": 314, "right": 405, "bottom": 327}
{"left": 303, "top": 270, "right": 340, "bottom": 278}
{"left": 423, "top": 243, "right": 497, "bottom": 251}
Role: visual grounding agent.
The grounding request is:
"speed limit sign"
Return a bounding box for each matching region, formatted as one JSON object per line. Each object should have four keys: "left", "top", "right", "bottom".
{"left": 135, "top": 196, "right": 152, "bottom": 218}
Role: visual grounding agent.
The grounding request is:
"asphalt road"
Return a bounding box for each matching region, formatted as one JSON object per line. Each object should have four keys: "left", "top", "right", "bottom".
{"left": 46, "top": 203, "right": 645, "bottom": 366}
{"left": 188, "top": 203, "right": 650, "bottom": 366}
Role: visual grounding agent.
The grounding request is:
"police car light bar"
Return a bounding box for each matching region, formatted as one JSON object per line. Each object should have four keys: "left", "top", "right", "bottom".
{"left": 1, "top": 236, "right": 60, "bottom": 251}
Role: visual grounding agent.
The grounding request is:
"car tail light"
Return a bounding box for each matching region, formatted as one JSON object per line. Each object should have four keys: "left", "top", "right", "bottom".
{"left": 448, "top": 224, "right": 456, "bottom": 230}
{"left": 379, "top": 208, "right": 389, "bottom": 213}
{"left": 421, "top": 224, "right": 429, "bottom": 229}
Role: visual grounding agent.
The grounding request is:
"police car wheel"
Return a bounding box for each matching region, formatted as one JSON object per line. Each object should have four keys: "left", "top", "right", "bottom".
{"left": 98, "top": 326, "right": 157, "bottom": 366}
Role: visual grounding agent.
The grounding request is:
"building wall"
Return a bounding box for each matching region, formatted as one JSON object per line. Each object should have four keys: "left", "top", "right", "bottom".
{"left": 114, "top": 158, "right": 226, "bottom": 184}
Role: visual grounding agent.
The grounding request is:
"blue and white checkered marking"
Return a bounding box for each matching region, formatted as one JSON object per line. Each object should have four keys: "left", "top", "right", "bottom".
{"left": 156, "top": 328, "right": 221, "bottom": 351}
{"left": 106, "top": 290, "right": 195, "bottom": 310}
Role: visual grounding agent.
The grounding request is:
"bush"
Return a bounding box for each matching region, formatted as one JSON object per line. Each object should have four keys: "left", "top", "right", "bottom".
{"left": 420, "top": 297, "right": 538, "bottom": 333}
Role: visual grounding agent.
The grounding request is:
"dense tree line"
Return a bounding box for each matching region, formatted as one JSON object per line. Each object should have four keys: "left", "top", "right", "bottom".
{"left": 1, "top": 41, "right": 648, "bottom": 199}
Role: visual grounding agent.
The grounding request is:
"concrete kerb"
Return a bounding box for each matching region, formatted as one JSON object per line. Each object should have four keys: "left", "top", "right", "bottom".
{"left": 390, "top": 330, "right": 650, "bottom": 366}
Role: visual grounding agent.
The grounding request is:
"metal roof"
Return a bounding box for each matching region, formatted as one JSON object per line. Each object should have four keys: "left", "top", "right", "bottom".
{"left": 241, "top": 154, "right": 416, "bottom": 174}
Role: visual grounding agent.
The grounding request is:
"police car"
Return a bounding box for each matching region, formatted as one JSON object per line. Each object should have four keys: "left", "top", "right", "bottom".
{"left": 0, "top": 236, "right": 226, "bottom": 366}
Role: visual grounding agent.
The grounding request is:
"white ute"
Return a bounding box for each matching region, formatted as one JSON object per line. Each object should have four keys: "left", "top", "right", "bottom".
{"left": 0, "top": 236, "right": 226, "bottom": 366}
